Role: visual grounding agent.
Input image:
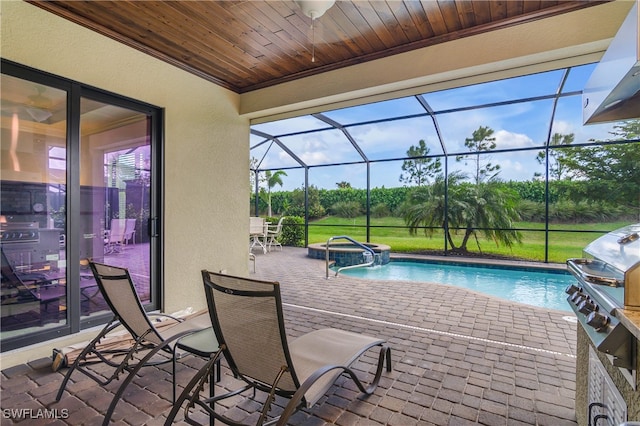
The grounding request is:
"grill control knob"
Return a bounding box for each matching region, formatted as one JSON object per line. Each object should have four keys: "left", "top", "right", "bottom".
{"left": 578, "top": 299, "right": 598, "bottom": 315}
{"left": 565, "top": 284, "right": 581, "bottom": 295}
{"left": 571, "top": 291, "right": 585, "bottom": 304}
{"left": 587, "top": 311, "right": 610, "bottom": 331}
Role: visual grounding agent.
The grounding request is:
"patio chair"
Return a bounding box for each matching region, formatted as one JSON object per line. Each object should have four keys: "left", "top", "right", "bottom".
{"left": 123, "top": 218, "right": 137, "bottom": 246}
{"left": 1, "top": 249, "right": 64, "bottom": 328}
{"left": 266, "top": 216, "right": 285, "bottom": 252}
{"left": 249, "top": 216, "right": 268, "bottom": 254}
{"left": 165, "top": 270, "right": 392, "bottom": 425}
{"left": 104, "top": 218, "right": 127, "bottom": 254}
{"left": 55, "top": 261, "right": 214, "bottom": 417}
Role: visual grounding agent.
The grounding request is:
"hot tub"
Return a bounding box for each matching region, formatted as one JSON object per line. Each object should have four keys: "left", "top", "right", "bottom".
{"left": 307, "top": 242, "right": 391, "bottom": 267}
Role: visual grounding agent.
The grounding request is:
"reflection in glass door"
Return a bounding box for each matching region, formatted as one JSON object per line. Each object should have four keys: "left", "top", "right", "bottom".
{"left": 1, "top": 74, "right": 68, "bottom": 337}
{"left": 79, "top": 98, "right": 151, "bottom": 318}
{"left": 1, "top": 61, "right": 160, "bottom": 351}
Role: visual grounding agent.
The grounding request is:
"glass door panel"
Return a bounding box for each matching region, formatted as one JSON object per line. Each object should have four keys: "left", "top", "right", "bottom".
{"left": 1, "top": 74, "right": 68, "bottom": 337}
{"left": 79, "top": 98, "right": 151, "bottom": 318}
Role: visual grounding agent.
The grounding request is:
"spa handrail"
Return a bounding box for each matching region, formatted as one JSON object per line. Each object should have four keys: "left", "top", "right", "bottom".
{"left": 326, "top": 236, "right": 377, "bottom": 279}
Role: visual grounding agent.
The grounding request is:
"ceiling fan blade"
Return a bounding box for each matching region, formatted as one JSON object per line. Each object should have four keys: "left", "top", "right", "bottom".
{"left": 1, "top": 99, "right": 54, "bottom": 123}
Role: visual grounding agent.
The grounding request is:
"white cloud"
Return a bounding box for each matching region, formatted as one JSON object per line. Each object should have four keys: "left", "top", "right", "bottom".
{"left": 350, "top": 119, "right": 444, "bottom": 157}
{"left": 496, "top": 156, "right": 532, "bottom": 181}
{"left": 276, "top": 151, "right": 299, "bottom": 167}
{"left": 551, "top": 120, "right": 574, "bottom": 135}
{"left": 300, "top": 150, "right": 331, "bottom": 165}
{"left": 494, "top": 129, "right": 534, "bottom": 149}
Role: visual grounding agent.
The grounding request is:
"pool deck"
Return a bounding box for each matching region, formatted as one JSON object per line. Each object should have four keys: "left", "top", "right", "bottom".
{"left": 0, "top": 247, "right": 578, "bottom": 425}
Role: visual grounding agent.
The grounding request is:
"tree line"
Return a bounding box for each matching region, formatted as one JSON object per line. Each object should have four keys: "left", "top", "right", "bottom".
{"left": 252, "top": 120, "right": 639, "bottom": 253}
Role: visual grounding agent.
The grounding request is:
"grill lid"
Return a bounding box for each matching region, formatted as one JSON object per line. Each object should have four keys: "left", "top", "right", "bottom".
{"left": 584, "top": 224, "right": 640, "bottom": 273}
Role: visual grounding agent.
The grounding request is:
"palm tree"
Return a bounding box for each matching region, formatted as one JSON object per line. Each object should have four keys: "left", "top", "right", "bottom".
{"left": 402, "top": 172, "right": 467, "bottom": 249}
{"left": 456, "top": 181, "right": 523, "bottom": 252}
{"left": 265, "top": 170, "right": 287, "bottom": 217}
{"left": 402, "top": 172, "right": 522, "bottom": 253}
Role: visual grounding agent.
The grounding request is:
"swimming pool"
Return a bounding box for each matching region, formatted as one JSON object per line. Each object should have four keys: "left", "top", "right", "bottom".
{"left": 337, "top": 259, "right": 576, "bottom": 312}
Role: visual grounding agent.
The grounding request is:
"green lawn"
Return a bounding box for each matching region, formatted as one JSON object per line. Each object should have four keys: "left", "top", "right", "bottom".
{"left": 305, "top": 216, "right": 633, "bottom": 263}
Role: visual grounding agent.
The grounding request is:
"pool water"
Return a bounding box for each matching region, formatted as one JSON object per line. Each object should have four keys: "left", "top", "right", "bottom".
{"left": 338, "top": 260, "right": 575, "bottom": 312}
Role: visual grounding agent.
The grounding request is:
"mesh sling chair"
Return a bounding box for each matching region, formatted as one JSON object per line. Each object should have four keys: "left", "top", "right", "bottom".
{"left": 55, "top": 261, "right": 215, "bottom": 421}
{"left": 1, "top": 248, "right": 64, "bottom": 325}
{"left": 165, "top": 270, "right": 393, "bottom": 426}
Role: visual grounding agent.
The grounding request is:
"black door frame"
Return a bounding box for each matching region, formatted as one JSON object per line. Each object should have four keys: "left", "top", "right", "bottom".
{"left": 0, "top": 59, "right": 164, "bottom": 351}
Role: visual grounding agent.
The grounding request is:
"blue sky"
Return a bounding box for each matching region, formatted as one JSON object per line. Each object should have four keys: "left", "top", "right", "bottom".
{"left": 250, "top": 63, "right": 621, "bottom": 191}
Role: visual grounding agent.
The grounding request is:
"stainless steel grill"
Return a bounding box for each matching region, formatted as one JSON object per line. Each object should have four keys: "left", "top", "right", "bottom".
{"left": 0, "top": 222, "right": 40, "bottom": 243}
{"left": 566, "top": 223, "right": 640, "bottom": 370}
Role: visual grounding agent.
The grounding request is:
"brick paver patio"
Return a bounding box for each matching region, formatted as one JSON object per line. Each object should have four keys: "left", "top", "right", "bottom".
{"left": 1, "top": 247, "right": 578, "bottom": 425}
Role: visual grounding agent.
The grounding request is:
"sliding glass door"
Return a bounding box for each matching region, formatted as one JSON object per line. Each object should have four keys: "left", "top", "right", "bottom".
{"left": 1, "top": 74, "right": 69, "bottom": 336}
{"left": 77, "top": 97, "right": 152, "bottom": 319}
{"left": 1, "top": 60, "right": 162, "bottom": 351}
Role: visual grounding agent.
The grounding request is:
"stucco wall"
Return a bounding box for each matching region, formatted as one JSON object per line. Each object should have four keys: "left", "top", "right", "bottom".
{"left": 1, "top": 1, "right": 249, "bottom": 366}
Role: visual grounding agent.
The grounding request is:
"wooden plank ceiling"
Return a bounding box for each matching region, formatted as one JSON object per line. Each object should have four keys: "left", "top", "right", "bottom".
{"left": 29, "top": 1, "right": 606, "bottom": 94}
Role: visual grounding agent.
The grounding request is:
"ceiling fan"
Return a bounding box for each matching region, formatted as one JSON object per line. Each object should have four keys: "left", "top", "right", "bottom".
{"left": 1, "top": 85, "right": 54, "bottom": 123}
{"left": 295, "top": 0, "right": 336, "bottom": 62}
{"left": 25, "top": 86, "right": 53, "bottom": 122}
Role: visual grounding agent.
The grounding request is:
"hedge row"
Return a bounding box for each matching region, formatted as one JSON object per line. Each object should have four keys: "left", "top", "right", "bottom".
{"left": 253, "top": 179, "right": 638, "bottom": 219}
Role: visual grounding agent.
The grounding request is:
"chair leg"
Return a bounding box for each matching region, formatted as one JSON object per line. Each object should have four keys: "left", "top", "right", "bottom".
{"left": 102, "top": 330, "right": 202, "bottom": 425}
{"left": 208, "top": 360, "right": 216, "bottom": 426}
{"left": 257, "top": 366, "right": 288, "bottom": 425}
{"left": 55, "top": 319, "right": 120, "bottom": 401}
{"left": 165, "top": 350, "right": 223, "bottom": 426}
{"left": 267, "top": 236, "right": 281, "bottom": 252}
{"left": 173, "top": 346, "right": 178, "bottom": 404}
{"left": 171, "top": 341, "right": 221, "bottom": 404}
{"left": 55, "top": 341, "right": 96, "bottom": 401}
